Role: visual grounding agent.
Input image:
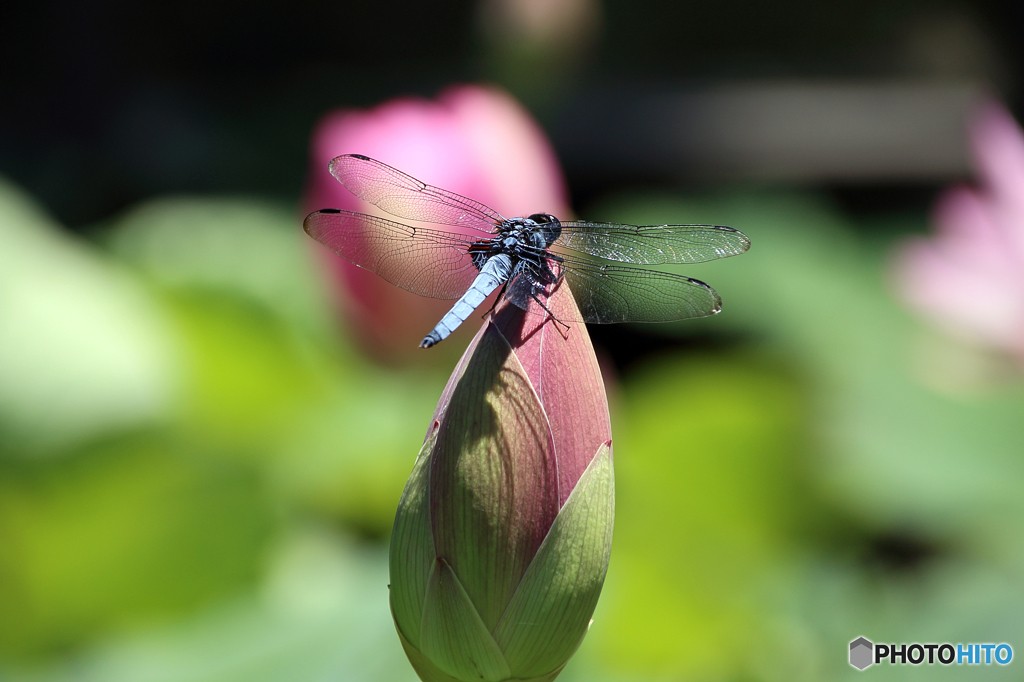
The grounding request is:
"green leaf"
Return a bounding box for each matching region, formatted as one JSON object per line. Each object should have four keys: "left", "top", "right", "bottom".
{"left": 0, "top": 433, "right": 274, "bottom": 660}
{"left": 493, "top": 443, "right": 614, "bottom": 677}
{"left": 419, "top": 558, "right": 511, "bottom": 682}
{"left": 390, "top": 427, "right": 440, "bottom": 648}
{"left": 0, "top": 179, "right": 176, "bottom": 455}
{"left": 1, "top": 529, "right": 419, "bottom": 682}
{"left": 106, "top": 197, "right": 334, "bottom": 343}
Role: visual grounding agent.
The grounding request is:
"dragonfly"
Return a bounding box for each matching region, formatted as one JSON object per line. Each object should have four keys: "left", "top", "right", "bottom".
{"left": 304, "top": 154, "right": 750, "bottom": 348}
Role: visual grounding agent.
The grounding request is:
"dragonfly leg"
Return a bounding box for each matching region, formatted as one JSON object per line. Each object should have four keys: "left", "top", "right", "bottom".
{"left": 530, "top": 289, "right": 571, "bottom": 339}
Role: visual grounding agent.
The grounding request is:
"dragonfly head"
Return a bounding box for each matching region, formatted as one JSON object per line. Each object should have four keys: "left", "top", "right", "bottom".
{"left": 527, "top": 213, "right": 562, "bottom": 248}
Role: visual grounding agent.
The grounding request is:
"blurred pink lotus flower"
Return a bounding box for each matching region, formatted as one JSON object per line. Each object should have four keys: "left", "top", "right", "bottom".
{"left": 303, "top": 85, "right": 570, "bottom": 362}
{"left": 894, "top": 101, "right": 1024, "bottom": 365}
{"left": 390, "top": 282, "right": 614, "bottom": 682}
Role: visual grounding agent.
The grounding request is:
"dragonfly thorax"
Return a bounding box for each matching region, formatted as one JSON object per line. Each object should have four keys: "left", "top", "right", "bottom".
{"left": 494, "top": 213, "right": 562, "bottom": 251}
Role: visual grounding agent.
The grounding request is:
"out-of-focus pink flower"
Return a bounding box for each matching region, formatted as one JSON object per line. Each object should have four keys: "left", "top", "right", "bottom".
{"left": 894, "top": 101, "right": 1024, "bottom": 364}
{"left": 390, "top": 282, "right": 614, "bottom": 682}
{"left": 303, "top": 85, "right": 570, "bottom": 362}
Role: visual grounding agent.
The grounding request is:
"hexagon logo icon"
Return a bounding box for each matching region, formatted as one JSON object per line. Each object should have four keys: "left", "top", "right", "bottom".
{"left": 850, "top": 637, "right": 874, "bottom": 670}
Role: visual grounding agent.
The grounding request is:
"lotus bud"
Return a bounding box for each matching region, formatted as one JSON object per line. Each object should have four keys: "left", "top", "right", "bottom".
{"left": 389, "top": 281, "right": 614, "bottom": 682}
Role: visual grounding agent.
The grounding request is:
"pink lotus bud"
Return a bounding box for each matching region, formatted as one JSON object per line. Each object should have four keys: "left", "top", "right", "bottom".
{"left": 389, "top": 281, "right": 613, "bottom": 682}
{"left": 303, "top": 86, "right": 569, "bottom": 362}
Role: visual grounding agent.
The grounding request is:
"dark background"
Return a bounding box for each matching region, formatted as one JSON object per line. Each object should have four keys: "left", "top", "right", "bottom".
{"left": 3, "top": 0, "right": 1022, "bottom": 229}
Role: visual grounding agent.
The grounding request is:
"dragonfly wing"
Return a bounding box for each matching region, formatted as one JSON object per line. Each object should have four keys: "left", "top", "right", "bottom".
{"left": 304, "top": 209, "right": 480, "bottom": 300}
{"left": 329, "top": 154, "right": 503, "bottom": 234}
{"left": 502, "top": 270, "right": 547, "bottom": 318}
{"left": 554, "top": 221, "right": 750, "bottom": 264}
{"left": 560, "top": 254, "right": 722, "bottom": 323}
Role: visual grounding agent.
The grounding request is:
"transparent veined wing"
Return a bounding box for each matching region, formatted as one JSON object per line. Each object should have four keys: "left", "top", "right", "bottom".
{"left": 329, "top": 155, "right": 503, "bottom": 234}
{"left": 558, "top": 253, "right": 722, "bottom": 323}
{"left": 553, "top": 221, "right": 750, "bottom": 264}
{"left": 303, "top": 209, "right": 481, "bottom": 300}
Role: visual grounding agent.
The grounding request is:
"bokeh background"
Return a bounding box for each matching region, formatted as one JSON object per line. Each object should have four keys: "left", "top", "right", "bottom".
{"left": 3, "top": 0, "right": 1024, "bottom": 680}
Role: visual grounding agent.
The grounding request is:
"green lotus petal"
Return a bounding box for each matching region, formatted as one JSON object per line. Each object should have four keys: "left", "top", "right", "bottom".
{"left": 493, "top": 442, "right": 614, "bottom": 677}
{"left": 430, "top": 324, "right": 560, "bottom": 631}
{"left": 396, "top": 623, "right": 467, "bottom": 682}
{"left": 419, "top": 557, "right": 512, "bottom": 682}
{"left": 389, "top": 426, "right": 439, "bottom": 648}
{"left": 518, "top": 666, "right": 569, "bottom": 682}
{"left": 398, "top": 624, "right": 567, "bottom": 682}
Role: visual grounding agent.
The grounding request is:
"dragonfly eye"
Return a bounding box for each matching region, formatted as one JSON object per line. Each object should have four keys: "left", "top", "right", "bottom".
{"left": 527, "top": 213, "right": 561, "bottom": 246}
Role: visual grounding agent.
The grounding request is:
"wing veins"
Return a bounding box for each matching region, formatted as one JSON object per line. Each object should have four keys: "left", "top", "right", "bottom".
{"left": 554, "top": 221, "right": 750, "bottom": 264}
{"left": 329, "top": 155, "right": 503, "bottom": 233}
{"left": 303, "top": 209, "right": 481, "bottom": 300}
